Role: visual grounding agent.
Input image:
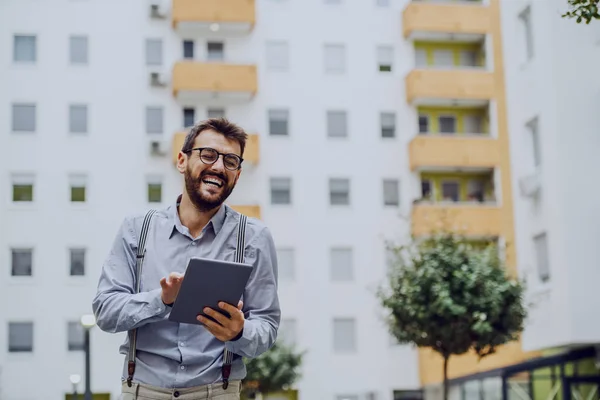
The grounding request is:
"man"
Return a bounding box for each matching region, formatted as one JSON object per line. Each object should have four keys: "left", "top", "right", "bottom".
{"left": 92, "top": 118, "right": 280, "bottom": 400}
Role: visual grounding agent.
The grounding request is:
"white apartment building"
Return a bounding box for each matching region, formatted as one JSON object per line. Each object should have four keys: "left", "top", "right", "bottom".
{"left": 500, "top": 0, "right": 600, "bottom": 353}
{"left": 0, "top": 1, "right": 424, "bottom": 399}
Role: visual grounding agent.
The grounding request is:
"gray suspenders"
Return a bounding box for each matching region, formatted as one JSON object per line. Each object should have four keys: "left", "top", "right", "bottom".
{"left": 126, "top": 209, "right": 248, "bottom": 391}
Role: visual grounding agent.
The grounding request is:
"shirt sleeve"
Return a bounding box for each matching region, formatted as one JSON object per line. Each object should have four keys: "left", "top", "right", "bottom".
{"left": 225, "top": 225, "right": 281, "bottom": 358}
{"left": 92, "top": 216, "right": 171, "bottom": 333}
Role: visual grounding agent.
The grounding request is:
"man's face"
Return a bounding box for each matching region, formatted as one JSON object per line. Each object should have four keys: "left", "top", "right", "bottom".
{"left": 180, "top": 129, "right": 242, "bottom": 212}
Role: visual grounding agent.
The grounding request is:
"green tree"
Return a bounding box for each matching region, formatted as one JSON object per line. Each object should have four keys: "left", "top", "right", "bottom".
{"left": 563, "top": 0, "right": 600, "bottom": 24}
{"left": 377, "top": 232, "right": 527, "bottom": 400}
{"left": 242, "top": 341, "right": 305, "bottom": 399}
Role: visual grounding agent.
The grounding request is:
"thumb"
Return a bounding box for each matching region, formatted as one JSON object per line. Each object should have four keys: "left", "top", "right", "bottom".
{"left": 160, "top": 277, "right": 168, "bottom": 289}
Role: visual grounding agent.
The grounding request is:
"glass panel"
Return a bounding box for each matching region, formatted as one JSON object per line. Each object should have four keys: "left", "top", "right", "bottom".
{"left": 327, "top": 111, "right": 347, "bottom": 138}
{"left": 433, "top": 49, "right": 454, "bottom": 67}
{"left": 70, "top": 105, "right": 88, "bottom": 134}
{"left": 8, "top": 322, "right": 33, "bottom": 352}
{"left": 14, "top": 35, "right": 36, "bottom": 62}
{"left": 459, "top": 50, "right": 478, "bottom": 67}
{"left": 277, "top": 248, "right": 295, "bottom": 281}
{"left": 71, "top": 186, "right": 86, "bottom": 202}
{"left": 266, "top": 41, "right": 289, "bottom": 71}
{"left": 12, "top": 104, "right": 36, "bottom": 132}
{"left": 70, "top": 36, "right": 88, "bottom": 64}
{"left": 419, "top": 115, "right": 429, "bottom": 133}
{"left": 146, "top": 106, "right": 163, "bottom": 134}
{"left": 381, "top": 112, "right": 395, "bottom": 138}
{"left": 383, "top": 179, "right": 399, "bottom": 206}
{"left": 324, "top": 44, "right": 346, "bottom": 73}
{"left": 330, "top": 179, "right": 350, "bottom": 205}
{"left": 183, "top": 40, "right": 194, "bottom": 59}
{"left": 70, "top": 249, "right": 85, "bottom": 276}
{"left": 207, "top": 108, "right": 225, "bottom": 119}
{"left": 183, "top": 108, "right": 195, "bottom": 127}
{"left": 207, "top": 42, "right": 224, "bottom": 61}
{"left": 67, "top": 321, "right": 84, "bottom": 351}
{"left": 13, "top": 184, "right": 33, "bottom": 202}
{"left": 270, "top": 178, "right": 291, "bottom": 205}
{"left": 269, "top": 109, "right": 289, "bottom": 136}
{"left": 145, "top": 38, "right": 162, "bottom": 66}
{"left": 330, "top": 248, "right": 353, "bottom": 281}
{"left": 148, "top": 183, "right": 162, "bottom": 203}
{"left": 439, "top": 116, "right": 457, "bottom": 134}
{"left": 333, "top": 318, "right": 356, "bottom": 352}
{"left": 464, "top": 115, "right": 484, "bottom": 134}
{"left": 441, "top": 181, "right": 460, "bottom": 202}
{"left": 12, "top": 249, "right": 33, "bottom": 276}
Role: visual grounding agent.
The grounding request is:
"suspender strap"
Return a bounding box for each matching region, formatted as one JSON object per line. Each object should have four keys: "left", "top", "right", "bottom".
{"left": 221, "top": 213, "right": 247, "bottom": 390}
{"left": 126, "top": 209, "right": 156, "bottom": 387}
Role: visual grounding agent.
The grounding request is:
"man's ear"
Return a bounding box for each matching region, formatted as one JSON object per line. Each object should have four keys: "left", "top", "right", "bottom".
{"left": 233, "top": 168, "right": 242, "bottom": 185}
{"left": 176, "top": 151, "right": 187, "bottom": 174}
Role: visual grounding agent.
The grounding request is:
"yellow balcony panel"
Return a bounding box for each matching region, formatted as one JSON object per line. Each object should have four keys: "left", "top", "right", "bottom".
{"left": 172, "top": 0, "right": 255, "bottom": 34}
{"left": 172, "top": 62, "right": 257, "bottom": 103}
{"left": 230, "top": 205, "right": 261, "bottom": 219}
{"left": 412, "top": 203, "right": 502, "bottom": 237}
{"left": 406, "top": 69, "right": 494, "bottom": 106}
{"left": 402, "top": 1, "right": 491, "bottom": 40}
{"left": 171, "top": 132, "right": 259, "bottom": 166}
{"left": 409, "top": 136, "right": 499, "bottom": 171}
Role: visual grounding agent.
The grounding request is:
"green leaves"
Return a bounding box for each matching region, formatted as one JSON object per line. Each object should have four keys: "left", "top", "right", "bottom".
{"left": 377, "top": 232, "right": 526, "bottom": 361}
{"left": 563, "top": 0, "right": 600, "bottom": 24}
{"left": 242, "top": 341, "right": 305, "bottom": 395}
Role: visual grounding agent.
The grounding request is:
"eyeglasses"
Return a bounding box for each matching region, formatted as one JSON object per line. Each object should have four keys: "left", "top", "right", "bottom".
{"left": 186, "top": 147, "right": 243, "bottom": 171}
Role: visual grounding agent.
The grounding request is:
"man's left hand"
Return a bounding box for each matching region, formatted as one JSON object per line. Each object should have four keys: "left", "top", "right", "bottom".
{"left": 197, "top": 300, "right": 244, "bottom": 342}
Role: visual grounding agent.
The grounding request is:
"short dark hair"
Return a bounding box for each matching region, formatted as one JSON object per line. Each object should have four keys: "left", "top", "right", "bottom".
{"left": 181, "top": 118, "right": 248, "bottom": 157}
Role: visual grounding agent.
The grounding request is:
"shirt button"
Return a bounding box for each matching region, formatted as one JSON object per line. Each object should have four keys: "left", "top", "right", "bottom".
{"left": 191, "top": 241, "right": 197, "bottom": 246}
{"left": 180, "top": 342, "right": 185, "bottom": 347}
{"left": 180, "top": 365, "right": 185, "bottom": 370}
{"left": 174, "top": 391, "right": 180, "bottom": 398}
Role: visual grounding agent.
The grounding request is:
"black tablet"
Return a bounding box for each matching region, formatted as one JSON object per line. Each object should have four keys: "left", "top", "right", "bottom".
{"left": 168, "top": 257, "right": 253, "bottom": 325}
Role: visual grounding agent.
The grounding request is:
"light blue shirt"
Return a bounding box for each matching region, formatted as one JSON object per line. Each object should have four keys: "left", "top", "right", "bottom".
{"left": 92, "top": 197, "right": 280, "bottom": 388}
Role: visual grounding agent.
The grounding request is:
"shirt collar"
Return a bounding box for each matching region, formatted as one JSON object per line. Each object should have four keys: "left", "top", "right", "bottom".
{"left": 167, "top": 194, "right": 227, "bottom": 240}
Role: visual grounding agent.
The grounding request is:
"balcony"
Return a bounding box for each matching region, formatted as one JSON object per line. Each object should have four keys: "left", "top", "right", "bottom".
{"left": 402, "top": 0, "right": 491, "bottom": 41}
{"left": 172, "top": 62, "right": 258, "bottom": 103}
{"left": 412, "top": 203, "right": 502, "bottom": 236}
{"left": 172, "top": 0, "right": 255, "bottom": 35}
{"left": 409, "top": 136, "right": 499, "bottom": 170}
{"left": 413, "top": 170, "right": 500, "bottom": 236}
{"left": 405, "top": 69, "right": 494, "bottom": 106}
{"left": 230, "top": 205, "right": 261, "bottom": 219}
{"left": 171, "top": 132, "right": 260, "bottom": 166}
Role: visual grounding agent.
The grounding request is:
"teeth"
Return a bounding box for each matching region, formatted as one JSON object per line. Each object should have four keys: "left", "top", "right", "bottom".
{"left": 203, "top": 177, "right": 223, "bottom": 187}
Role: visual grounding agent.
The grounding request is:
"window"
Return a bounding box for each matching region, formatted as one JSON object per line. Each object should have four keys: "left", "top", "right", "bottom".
{"left": 415, "top": 48, "right": 427, "bottom": 67}
{"left": 148, "top": 182, "right": 162, "bottom": 203}
{"left": 383, "top": 179, "right": 399, "bottom": 206}
{"left": 14, "top": 35, "right": 36, "bottom": 63}
{"left": 377, "top": 46, "right": 393, "bottom": 72}
{"left": 67, "top": 321, "right": 84, "bottom": 351}
{"left": 333, "top": 318, "right": 356, "bottom": 352}
{"left": 459, "top": 50, "right": 478, "bottom": 67}
{"left": 8, "top": 322, "right": 33, "bottom": 352}
{"left": 336, "top": 396, "right": 359, "bottom": 400}
{"left": 418, "top": 115, "right": 429, "bottom": 134}
{"left": 534, "top": 233, "right": 550, "bottom": 282}
{"left": 69, "top": 248, "right": 85, "bottom": 276}
{"left": 69, "top": 35, "right": 88, "bottom": 64}
{"left": 12, "top": 103, "right": 36, "bottom": 132}
{"left": 464, "top": 115, "right": 483, "bottom": 134}
{"left": 268, "top": 109, "right": 289, "bottom": 136}
{"left": 277, "top": 248, "right": 295, "bottom": 282}
{"left": 146, "top": 106, "right": 163, "bottom": 135}
{"left": 441, "top": 181, "right": 460, "bottom": 202}
{"left": 439, "top": 116, "right": 456, "bottom": 134}
{"left": 381, "top": 112, "right": 395, "bottom": 138}
{"left": 467, "top": 180, "right": 485, "bottom": 202}
{"left": 519, "top": 6, "right": 534, "bottom": 61}
{"left": 327, "top": 111, "right": 347, "bottom": 138}
{"left": 145, "top": 38, "right": 163, "bottom": 66}
{"left": 12, "top": 173, "right": 34, "bottom": 202}
{"left": 421, "top": 180, "right": 432, "bottom": 200}
{"left": 69, "top": 174, "right": 87, "bottom": 202}
{"left": 69, "top": 104, "right": 88, "bottom": 134}
{"left": 278, "top": 318, "right": 297, "bottom": 346}
{"left": 527, "top": 118, "right": 541, "bottom": 167}
{"left": 207, "top": 108, "right": 225, "bottom": 119}
{"left": 270, "top": 177, "right": 292, "bottom": 205}
{"left": 11, "top": 249, "right": 33, "bottom": 276}
{"left": 266, "top": 41, "right": 289, "bottom": 71}
{"left": 329, "top": 178, "right": 350, "bottom": 206}
{"left": 433, "top": 49, "right": 454, "bottom": 67}
{"left": 330, "top": 248, "right": 353, "bottom": 282}
{"left": 183, "top": 40, "right": 194, "bottom": 59}
{"left": 207, "top": 42, "right": 224, "bottom": 61}
{"left": 324, "top": 44, "right": 346, "bottom": 73}
{"left": 183, "top": 108, "right": 195, "bottom": 128}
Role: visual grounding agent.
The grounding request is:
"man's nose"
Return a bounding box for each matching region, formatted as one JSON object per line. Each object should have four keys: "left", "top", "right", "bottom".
{"left": 210, "top": 155, "right": 226, "bottom": 172}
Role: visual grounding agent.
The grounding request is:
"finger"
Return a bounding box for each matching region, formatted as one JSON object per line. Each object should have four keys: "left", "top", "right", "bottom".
{"left": 237, "top": 300, "right": 244, "bottom": 310}
{"left": 160, "top": 277, "right": 168, "bottom": 289}
{"left": 203, "top": 307, "right": 229, "bottom": 326}
{"left": 218, "top": 301, "right": 240, "bottom": 316}
{"left": 197, "top": 315, "right": 226, "bottom": 334}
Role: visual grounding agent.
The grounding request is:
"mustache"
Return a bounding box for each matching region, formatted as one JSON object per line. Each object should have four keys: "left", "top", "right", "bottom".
{"left": 199, "top": 170, "right": 228, "bottom": 184}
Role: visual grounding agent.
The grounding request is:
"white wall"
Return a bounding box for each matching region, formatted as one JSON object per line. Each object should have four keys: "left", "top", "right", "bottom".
{"left": 0, "top": 0, "right": 420, "bottom": 399}
{"left": 501, "top": 0, "right": 600, "bottom": 352}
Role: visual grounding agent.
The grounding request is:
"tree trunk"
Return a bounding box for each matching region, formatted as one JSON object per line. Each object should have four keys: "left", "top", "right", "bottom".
{"left": 443, "top": 355, "right": 449, "bottom": 400}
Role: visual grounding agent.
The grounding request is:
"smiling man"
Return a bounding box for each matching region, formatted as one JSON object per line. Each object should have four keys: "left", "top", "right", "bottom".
{"left": 92, "top": 118, "right": 280, "bottom": 400}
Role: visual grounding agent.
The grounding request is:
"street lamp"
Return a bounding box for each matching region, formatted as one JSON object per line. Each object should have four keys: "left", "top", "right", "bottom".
{"left": 80, "top": 314, "right": 96, "bottom": 400}
{"left": 69, "top": 374, "right": 81, "bottom": 400}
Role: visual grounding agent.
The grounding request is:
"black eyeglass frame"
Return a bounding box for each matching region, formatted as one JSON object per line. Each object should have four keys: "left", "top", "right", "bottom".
{"left": 184, "top": 147, "right": 244, "bottom": 171}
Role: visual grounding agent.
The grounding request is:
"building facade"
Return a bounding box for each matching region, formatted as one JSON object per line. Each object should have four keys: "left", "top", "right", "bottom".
{"left": 0, "top": 0, "right": 547, "bottom": 399}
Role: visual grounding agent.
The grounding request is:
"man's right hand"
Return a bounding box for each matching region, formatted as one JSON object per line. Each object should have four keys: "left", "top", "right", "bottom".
{"left": 160, "top": 272, "right": 184, "bottom": 305}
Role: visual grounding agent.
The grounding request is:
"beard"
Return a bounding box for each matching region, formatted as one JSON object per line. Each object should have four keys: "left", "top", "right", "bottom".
{"left": 184, "top": 166, "right": 235, "bottom": 212}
